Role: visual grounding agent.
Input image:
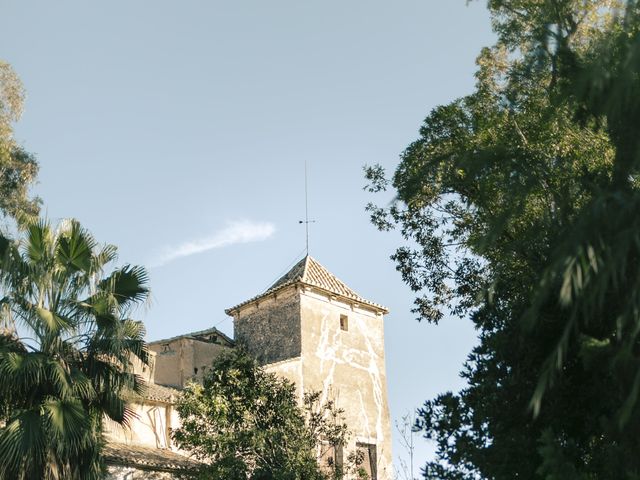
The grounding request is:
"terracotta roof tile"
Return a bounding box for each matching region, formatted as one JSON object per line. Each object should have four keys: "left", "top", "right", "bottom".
{"left": 144, "top": 383, "right": 181, "bottom": 403}
{"left": 148, "top": 327, "right": 234, "bottom": 348}
{"left": 126, "top": 382, "right": 181, "bottom": 403}
{"left": 225, "top": 256, "right": 388, "bottom": 314}
{"left": 103, "top": 443, "right": 201, "bottom": 473}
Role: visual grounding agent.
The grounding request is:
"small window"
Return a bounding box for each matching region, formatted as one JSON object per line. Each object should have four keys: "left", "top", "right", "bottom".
{"left": 319, "top": 442, "right": 343, "bottom": 476}
{"left": 356, "top": 443, "right": 377, "bottom": 480}
{"left": 340, "top": 314, "right": 348, "bottom": 331}
{"left": 193, "top": 367, "right": 198, "bottom": 375}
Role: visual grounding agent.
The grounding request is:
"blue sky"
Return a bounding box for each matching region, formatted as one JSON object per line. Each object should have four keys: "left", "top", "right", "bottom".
{"left": 2, "top": 0, "right": 494, "bottom": 474}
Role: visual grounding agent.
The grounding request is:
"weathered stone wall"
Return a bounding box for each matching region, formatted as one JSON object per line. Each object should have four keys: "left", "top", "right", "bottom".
{"left": 192, "top": 339, "right": 229, "bottom": 382}
{"left": 129, "top": 350, "right": 156, "bottom": 384}
{"left": 150, "top": 339, "right": 183, "bottom": 388}
{"left": 150, "top": 338, "right": 230, "bottom": 388}
{"left": 234, "top": 287, "right": 301, "bottom": 365}
{"left": 232, "top": 284, "right": 393, "bottom": 479}
{"left": 299, "top": 290, "right": 393, "bottom": 480}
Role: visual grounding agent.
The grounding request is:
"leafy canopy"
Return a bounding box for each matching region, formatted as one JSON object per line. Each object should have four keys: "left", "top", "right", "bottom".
{"left": 0, "top": 61, "right": 39, "bottom": 221}
{"left": 173, "top": 349, "right": 368, "bottom": 480}
{"left": 366, "top": 1, "right": 640, "bottom": 478}
{"left": 174, "top": 349, "right": 326, "bottom": 480}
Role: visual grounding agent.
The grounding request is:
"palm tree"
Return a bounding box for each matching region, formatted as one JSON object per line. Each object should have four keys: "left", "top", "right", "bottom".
{"left": 0, "top": 218, "right": 150, "bottom": 479}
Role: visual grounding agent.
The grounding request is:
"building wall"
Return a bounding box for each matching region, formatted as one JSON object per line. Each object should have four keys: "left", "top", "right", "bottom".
{"left": 130, "top": 351, "right": 156, "bottom": 384}
{"left": 105, "top": 344, "right": 197, "bottom": 477}
{"left": 231, "top": 285, "right": 393, "bottom": 479}
{"left": 105, "top": 466, "right": 184, "bottom": 479}
{"left": 103, "top": 400, "right": 180, "bottom": 450}
{"left": 150, "top": 338, "right": 230, "bottom": 389}
{"left": 263, "top": 357, "right": 304, "bottom": 400}
{"left": 234, "top": 287, "right": 301, "bottom": 365}
{"left": 150, "top": 339, "right": 183, "bottom": 388}
{"left": 192, "top": 339, "right": 228, "bottom": 381}
{"left": 299, "top": 290, "right": 393, "bottom": 480}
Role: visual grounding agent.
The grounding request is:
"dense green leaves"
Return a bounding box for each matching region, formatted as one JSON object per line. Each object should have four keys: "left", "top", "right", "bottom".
{"left": 173, "top": 350, "right": 368, "bottom": 480}
{"left": 0, "top": 218, "right": 150, "bottom": 479}
{"left": 0, "top": 61, "right": 39, "bottom": 222}
{"left": 366, "top": 1, "right": 640, "bottom": 478}
{"left": 174, "top": 350, "right": 326, "bottom": 480}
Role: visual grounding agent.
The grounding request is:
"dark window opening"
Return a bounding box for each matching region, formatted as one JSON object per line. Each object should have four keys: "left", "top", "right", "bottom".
{"left": 193, "top": 367, "right": 198, "bottom": 375}
{"left": 356, "top": 442, "right": 377, "bottom": 480}
{"left": 340, "top": 314, "right": 348, "bottom": 331}
{"left": 319, "top": 442, "right": 343, "bottom": 476}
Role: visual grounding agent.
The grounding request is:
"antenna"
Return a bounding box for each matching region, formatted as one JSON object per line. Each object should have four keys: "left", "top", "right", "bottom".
{"left": 299, "top": 161, "right": 315, "bottom": 255}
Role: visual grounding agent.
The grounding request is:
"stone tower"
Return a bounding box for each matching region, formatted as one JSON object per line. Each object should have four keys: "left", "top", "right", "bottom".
{"left": 225, "top": 256, "right": 392, "bottom": 480}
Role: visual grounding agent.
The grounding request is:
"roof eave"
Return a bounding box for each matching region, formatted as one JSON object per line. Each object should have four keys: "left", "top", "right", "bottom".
{"left": 225, "top": 280, "right": 389, "bottom": 316}
{"left": 148, "top": 326, "right": 235, "bottom": 346}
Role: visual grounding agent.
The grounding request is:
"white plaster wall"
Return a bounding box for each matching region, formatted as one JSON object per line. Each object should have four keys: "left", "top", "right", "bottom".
{"left": 104, "top": 401, "right": 179, "bottom": 451}
{"left": 263, "top": 357, "right": 304, "bottom": 400}
{"left": 299, "top": 292, "right": 393, "bottom": 480}
{"left": 105, "top": 466, "right": 185, "bottom": 479}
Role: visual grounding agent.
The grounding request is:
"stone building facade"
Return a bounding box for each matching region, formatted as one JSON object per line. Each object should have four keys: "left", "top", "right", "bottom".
{"left": 227, "top": 256, "right": 392, "bottom": 479}
{"left": 149, "top": 328, "right": 235, "bottom": 389}
{"left": 106, "top": 255, "right": 392, "bottom": 479}
{"left": 103, "top": 352, "right": 201, "bottom": 478}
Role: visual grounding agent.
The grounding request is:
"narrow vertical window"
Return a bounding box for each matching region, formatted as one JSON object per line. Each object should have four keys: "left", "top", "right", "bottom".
{"left": 318, "top": 441, "right": 343, "bottom": 476}
{"left": 340, "top": 314, "right": 348, "bottom": 331}
{"left": 356, "top": 443, "right": 377, "bottom": 480}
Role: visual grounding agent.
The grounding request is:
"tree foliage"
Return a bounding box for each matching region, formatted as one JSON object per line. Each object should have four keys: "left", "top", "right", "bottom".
{"left": 0, "top": 218, "right": 150, "bottom": 479}
{"left": 173, "top": 349, "right": 322, "bottom": 480}
{"left": 366, "top": 1, "right": 640, "bottom": 478}
{"left": 0, "top": 61, "right": 39, "bottom": 221}
{"left": 173, "top": 349, "right": 368, "bottom": 480}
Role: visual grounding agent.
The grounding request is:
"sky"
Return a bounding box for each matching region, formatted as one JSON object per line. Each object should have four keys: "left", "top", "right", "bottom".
{"left": 2, "top": 0, "right": 495, "bottom": 475}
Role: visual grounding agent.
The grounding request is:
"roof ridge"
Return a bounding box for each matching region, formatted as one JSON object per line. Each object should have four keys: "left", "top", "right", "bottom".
{"left": 301, "top": 255, "right": 311, "bottom": 281}
{"left": 304, "top": 256, "right": 361, "bottom": 296}
{"left": 148, "top": 326, "right": 234, "bottom": 346}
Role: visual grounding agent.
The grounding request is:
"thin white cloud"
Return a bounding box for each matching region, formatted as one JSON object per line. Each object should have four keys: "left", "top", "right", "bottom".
{"left": 152, "top": 220, "right": 275, "bottom": 267}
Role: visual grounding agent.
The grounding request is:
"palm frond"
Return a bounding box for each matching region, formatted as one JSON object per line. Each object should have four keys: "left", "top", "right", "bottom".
{"left": 24, "top": 219, "right": 52, "bottom": 265}
{"left": 0, "top": 409, "right": 46, "bottom": 477}
{"left": 0, "top": 217, "right": 150, "bottom": 479}
{"left": 43, "top": 398, "right": 91, "bottom": 450}
{"left": 97, "top": 265, "right": 150, "bottom": 311}
{"left": 55, "top": 225, "right": 94, "bottom": 275}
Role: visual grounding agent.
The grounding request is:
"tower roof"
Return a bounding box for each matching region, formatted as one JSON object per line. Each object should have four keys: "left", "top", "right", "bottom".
{"left": 225, "top": 255, "right": 388, "bottom": 315}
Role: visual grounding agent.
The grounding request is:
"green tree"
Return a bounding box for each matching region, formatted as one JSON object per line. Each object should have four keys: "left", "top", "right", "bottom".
{"left": 0, "top": 61, "right": 39, "bottom": 221}
{"left": 0, "top": 218, "right": 150, "bottom": 479}
{"left": 173, "top": 349, "right": 324, "bottom": 480}
{"left": 173, "top": 349, "right": 367, "bottom": 480}
{"left": 365, "top": 1, "right": 640, "bottom": 478}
